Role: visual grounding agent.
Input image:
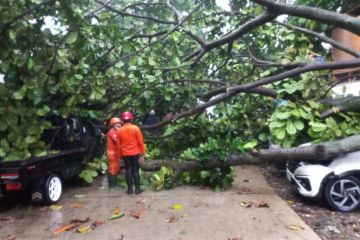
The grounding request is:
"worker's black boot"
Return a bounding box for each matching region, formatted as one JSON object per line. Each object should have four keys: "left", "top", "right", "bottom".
{"left": 108, "top": 174, "right": 119, "bottom": 190}
{"left": 108, "top": 174, "right": 115, "bottom": 189}
{"left": 126, "top": 171, "right": 133, "bottom": 194}
{"left": 134, "top": 172, "right": 142, "bottom": 195}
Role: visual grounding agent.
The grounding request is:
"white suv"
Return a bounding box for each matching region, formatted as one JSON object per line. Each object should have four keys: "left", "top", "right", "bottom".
{"left": 287, "top": 151, "right": 360, "bottom": 212}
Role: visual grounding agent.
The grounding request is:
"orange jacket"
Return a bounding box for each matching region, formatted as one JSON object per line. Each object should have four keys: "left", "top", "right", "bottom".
{"left": 116, "top": 123, "right": 146, "bottom": 158}
{"left": 107, "top": 127, "right": 118, "bottom": 157}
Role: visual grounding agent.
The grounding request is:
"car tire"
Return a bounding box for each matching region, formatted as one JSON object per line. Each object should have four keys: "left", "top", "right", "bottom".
{"left": 324, "top": 176, "right": 360, "bottom": 212}
{"left": 44, "top": 174, "right": 62, "bottom": 204}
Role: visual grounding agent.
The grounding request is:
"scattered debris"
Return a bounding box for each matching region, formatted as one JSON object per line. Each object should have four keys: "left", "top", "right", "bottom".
{"left": 166, "top": 216, "right": 178, "bottom": 223}
{"left": 228, "top": 238, "right": 243, "bottom": 240}
{"left": 112, "top": 207, "right": 121, "bottom": 215}
{"left": 171, "top": 204, "right": 184, "bottom": 211}
{"left": 49, "top": 204, "right": 62, "bottom": 211}
{"left": 39, "top": 207, "right": 48, "bottom": 212}
{"left": 243, "top": 179, "right": 250, "bottom": 182}
{"left": 76, "top": 225, "right": 92, "bottom": 234}
{"left": 288, "top": 224, "right": 305, "bottom": 231}
{"left": 136, "top": 198, "right": 148, "bottom": 204}
{"left": 70, "top": 202, "right": 85, "bottom": 209}
{"left": 238, "top": 187, "right": 252, "bottom": 193}
{"left": 323, "top": 225, "right": 341, "bottom": 234}
{"left": 52, "top": 223, "right": 80, "bottom": 236}
{"left": 240, "top": 200, "right": 269, "bottom": 208}
{"left": 74, "top": 194, "right": 86, "bottom": 198}
{"left": 92, "top": 220, "right": 106, "bottom": 228}
{"left": 7, "top": 235, "right": 16, "bottom": 240}
{"left": 108, "top": 213, "right": 125, "bottom": 220}
{"left": 0, "top": 216, "right": 14, "bottom": 221}
{"left": 287, "top": 200, "right": 295, "bottom": 205}
{"left": 130, "top": 210, "right": 145, "bottom": 219}
{"left": 70, "top": 217, "right": 90, "bottom": 224}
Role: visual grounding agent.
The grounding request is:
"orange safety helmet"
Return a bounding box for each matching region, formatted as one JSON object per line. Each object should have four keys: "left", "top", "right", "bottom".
{"left": 110, "top": 117, "right": 121, "bottom": 125}
{"left": 121, "top": 111, "right": 133, "bottom": 120}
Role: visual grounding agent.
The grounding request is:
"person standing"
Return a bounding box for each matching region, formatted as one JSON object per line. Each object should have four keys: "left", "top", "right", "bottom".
{"left": 143, "top": 109, "right": 160, "bottom": 135}
{"left": 107, "top": 117, "right": 122, "bottom": 189}
{"left": 116, "top": 111, "right": 146, "bottom": 195}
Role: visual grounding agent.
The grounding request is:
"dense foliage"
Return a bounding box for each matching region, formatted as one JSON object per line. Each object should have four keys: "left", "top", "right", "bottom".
{"left": 1, "top": 0, "right": 360, "bottom": 189}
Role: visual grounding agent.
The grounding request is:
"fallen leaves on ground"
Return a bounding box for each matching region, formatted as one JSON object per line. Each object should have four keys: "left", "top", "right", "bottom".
{"left": 70, "top": 202, "right": 85, "bottom": 209}
{"left": 76, "top": 225, "right": 92, "bottom": 234}
{"left": 74, "top": 194, "right": 86, "bottom": 198}
{"left": 166, "top": 216, "right": 178, "bottom": 223}
{"left": 171, "top": 204, "right": 184, "bottom": 211}
{"left": 52, "top": 223, "right": 80, "bottom": 236}
{"left": 288, "top": 224, "right": 305, "bottom": 231}
{"left": 136, "top": 198, "right": 148, "bottom": 204}
{"left": 287, "top": 200, "right": 295, "bottom": 205}
{"left": 108, "top": 213, "right": 125, "bottom": 220}
{"left": 39, "top": 207, "right": 48, "bottom": 212}
{"left": 49, "top": 204, "right": 62, "bottom": 211}
{"left": 70, "top": 217, "right": 90, "bottom": 224}
{"left": 130, "top": 210, "right": 145, "bottom": 219}
{"left": 240, "top": 200, "right": 269, "bottom": 208}
{"left": 92, "top": 220, "right": 106, "bottom": 227}
{"left": 0, "top": 216, "right": 14, "bottom": 221}
{"left": 237, "top": 187, "right": 252, "bottom": 193}
{"left": 112, "top": 207, "right": 121, "bottom": 215}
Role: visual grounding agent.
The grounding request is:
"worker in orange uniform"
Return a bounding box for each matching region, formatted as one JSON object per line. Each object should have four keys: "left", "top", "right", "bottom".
{"left": 116, "top": 111, "right": 146, "bottom": 195}
{"left": 107, "top": 117, "right": 122, "bottom": 189}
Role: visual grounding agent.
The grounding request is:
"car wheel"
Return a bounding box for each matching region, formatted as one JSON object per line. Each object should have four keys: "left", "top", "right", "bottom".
{"left": 324, "top": 176, "right": 360, "bottom": 212}
{"left": 44, "top": 174, "right": 62, "bottom": 204}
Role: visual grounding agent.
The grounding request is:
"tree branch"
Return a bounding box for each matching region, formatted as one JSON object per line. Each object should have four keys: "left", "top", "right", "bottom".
{"left": 143, "top": 59, "right": 360, "bottom": 130}
{"left": 94, "top": 0, "right": 177, "bottom": 25}
{"left": 276, "top": 21, "right": 360, "bottom": 58}
{"left": 252, "top": 0, "right": 360, "bottom": 35}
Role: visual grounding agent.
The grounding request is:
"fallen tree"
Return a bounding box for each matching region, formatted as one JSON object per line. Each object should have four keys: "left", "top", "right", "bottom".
{"left": 142, "top": 134, "right": 360, "bottom": 182}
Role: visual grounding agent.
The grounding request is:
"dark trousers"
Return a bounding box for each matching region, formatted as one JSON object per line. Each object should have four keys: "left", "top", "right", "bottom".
{"left": 123, "top": 154, "right": 141, "bottom": 190}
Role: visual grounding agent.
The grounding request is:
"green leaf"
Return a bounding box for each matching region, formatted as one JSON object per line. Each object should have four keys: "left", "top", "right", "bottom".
{"left": 0, "top": 148, "right": 5, "bottom": 157}
{"left": 243, "top": 140, "right": 258, "bottom": 150}
{"left": 276, "top": 112, "right": 290, "bottom": 120}
{"left": 274, "top": 128, "right": 286, "bottom": 140}
{"left": 13, "top": 88, "right": 26, "bottom": 100}
{"left": 286, "top": 121, "right": 297, "bottom": 135}
{"left": 148, "top": 56, "right": 156, "bottom": 66}
{"left": 9, "top": 30, "right": 15, "bottom": 40}
{"left": 66, "top": 32, "right": 78, "bottom": 44}
{"left": 25, "top": 136, "right": 36, "bottom": 144}
{"left": 74, "top": 74, "right": 83, "bottom": 80}
{"left": 200, "top": 171, "right": 210, "bottom": 179}
{"left": 310, "top": 122, "right": 327, "bottom": 132}
{"left": 294, "top": 120, "right": 304, "bottom": 130}
{"left": 6, "top": 114, "right": 18, "bottom": 127}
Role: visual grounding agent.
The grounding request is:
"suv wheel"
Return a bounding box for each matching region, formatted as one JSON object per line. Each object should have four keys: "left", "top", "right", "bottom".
{"left": 324, "top": 176, "right": 360, "bottom": 212}
{"left": 44, "top": 174, "right": 62, "bottom": 204}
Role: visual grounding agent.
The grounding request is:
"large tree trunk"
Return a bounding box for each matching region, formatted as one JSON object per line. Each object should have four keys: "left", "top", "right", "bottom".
{"left": 142, "top": 135, "right": 360, "bottom": 176}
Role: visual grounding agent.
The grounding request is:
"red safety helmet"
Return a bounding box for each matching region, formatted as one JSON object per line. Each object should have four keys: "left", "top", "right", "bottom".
{"left": 110, "top": 117, "right": 121, "bottom": 125}
{"left": 122, "top": 111, "right": 133, "bottom": 120}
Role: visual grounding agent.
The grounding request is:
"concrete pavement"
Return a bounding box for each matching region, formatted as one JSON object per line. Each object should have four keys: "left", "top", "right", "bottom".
{"left": 0, "top": 165, "right": 321, "bottom": 240}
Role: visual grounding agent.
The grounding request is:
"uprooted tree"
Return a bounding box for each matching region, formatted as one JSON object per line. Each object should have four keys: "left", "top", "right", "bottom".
{"left": 1, "top": 0, "right": 360, "bottom": 189}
